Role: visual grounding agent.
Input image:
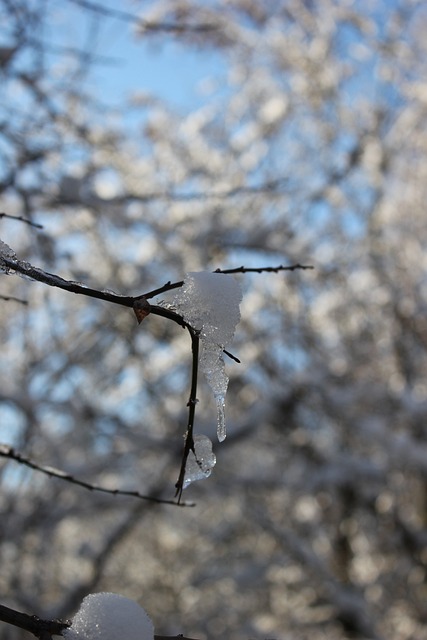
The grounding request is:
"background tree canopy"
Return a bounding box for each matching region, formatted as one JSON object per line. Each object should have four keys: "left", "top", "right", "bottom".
{"left": 1, "top": 1, "right": 427, "bottom": 639}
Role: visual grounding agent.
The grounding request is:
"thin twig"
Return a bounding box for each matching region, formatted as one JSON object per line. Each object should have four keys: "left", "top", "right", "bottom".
{"left": 0, "top": 445, "right": 194, "bottom": 507}
{"left": 175, "top": 330, "right": 200, "bottom": 502}
{"left": 215, "top": 264, "right": 314, "bottom": 274}
{"left": 67, "top": 0, "right": 219, "bottom": 33}
{"left": 0, "top": 212, "right": 43, "bottom": 229}
{"left": 0, "top": 294, "right": 28, "bottom": 304}
{"left": 138, "top": 263, "right": 314, "bottom": 301}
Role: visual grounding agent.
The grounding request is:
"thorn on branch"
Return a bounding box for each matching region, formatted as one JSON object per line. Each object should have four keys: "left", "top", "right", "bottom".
{"left": 223, "top": 348, "right": 240, "bottom": 363}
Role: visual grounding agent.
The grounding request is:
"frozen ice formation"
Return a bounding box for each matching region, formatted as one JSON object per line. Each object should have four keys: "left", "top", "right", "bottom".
{"left": 63, "top": 592, "right": 154, "bottom": 640}
{"left": 183, "top": 434, "right": 216, "bottom": 489}
{"left": 173, "top": 271, "right": 242, "bottom": 441}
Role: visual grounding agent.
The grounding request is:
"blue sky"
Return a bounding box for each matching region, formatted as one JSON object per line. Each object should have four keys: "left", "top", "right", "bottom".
{"left": 53, "top": 1, "right": 225, "bottom": 111}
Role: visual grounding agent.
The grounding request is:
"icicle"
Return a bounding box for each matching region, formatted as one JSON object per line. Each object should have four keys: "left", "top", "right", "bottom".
{"left": 173, "top": 272, "right": 242, "bottom": 441}
{"left": 183, "top": 435, "right": 216, "bottom": 489}
{"left": 215, "top": 396, "right": 226, "bottom": 442}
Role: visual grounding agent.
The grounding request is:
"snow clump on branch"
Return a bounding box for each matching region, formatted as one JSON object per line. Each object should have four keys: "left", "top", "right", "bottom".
{"left": 63, "top": 592, "right": 154, "bottom": 640}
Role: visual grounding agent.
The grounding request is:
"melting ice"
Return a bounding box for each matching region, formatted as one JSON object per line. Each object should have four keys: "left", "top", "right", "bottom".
{"left": 173, "top": 271, "right": 242, "bottom": 441}
{"left": 183, "top": 434, "right": 216, "bottom": 489}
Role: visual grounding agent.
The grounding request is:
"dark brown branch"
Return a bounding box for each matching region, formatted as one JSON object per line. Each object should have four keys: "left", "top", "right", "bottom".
{"left": 175, "top": 330, "right": 200, "bottom": 503}
{"left": 1, "top": 254, "right": 311, "bottom": 324}
{"left": 215, "top": 263, "right": 314, "bottom": 274}
{"left": 1, "top": 257, "right": 135, "bottom": 307}
{"left": 139, "top": 263, "right": 314, "bottom": 301}
{"left": 0, "top": 212, "right": 43, "bottom": 229}
{"left": 0, "top": 445, "right": 194, "bottom": 507}
{"left": 0, "top": 603, "right": 68, "bottom": 639}
{"left": 0, "top": 256, "right": 190, "bottom": 330}
{"left": 0, "top": 602, "right": 199, "bottom": 640}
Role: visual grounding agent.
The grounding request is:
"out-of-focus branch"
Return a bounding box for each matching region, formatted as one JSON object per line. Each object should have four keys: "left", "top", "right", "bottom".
{"left": 0, "top": 445, "right": 193, "bottom": 507}
{"left": 0, "top": 294, "right": 28, "bottom": 304}
{"left": 67, "top": 0, "right": 219, "bottom": 33}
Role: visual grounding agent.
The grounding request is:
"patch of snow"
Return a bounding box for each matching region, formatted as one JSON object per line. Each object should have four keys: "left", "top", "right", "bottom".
{"left": 63, "top": 593, "right": 154, "bottom": 640}
{"left": 173, "top": 272, "right": 242, "bottom": 441}
{"left": 0, "top": 239, "right": 17, "bottom": 273}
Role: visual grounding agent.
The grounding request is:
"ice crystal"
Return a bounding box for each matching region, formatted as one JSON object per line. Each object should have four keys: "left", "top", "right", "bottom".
{"left": 173, "top": 271, "right": 242, "bottom": 441}
{"left": 183, "top": 434, "right": 216, "bottom": 489}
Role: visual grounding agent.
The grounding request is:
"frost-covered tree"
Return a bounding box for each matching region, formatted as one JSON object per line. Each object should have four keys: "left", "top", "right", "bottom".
{"left": 1, "top": 1, "right": 427, "bottom": 639}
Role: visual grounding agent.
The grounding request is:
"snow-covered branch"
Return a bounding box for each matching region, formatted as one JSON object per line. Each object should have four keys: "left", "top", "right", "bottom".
{"left": 1, "top": 239, "right": 309, "bottom": 495}
{"left": 0, "top": 597, "right": 200, "bottom": 640}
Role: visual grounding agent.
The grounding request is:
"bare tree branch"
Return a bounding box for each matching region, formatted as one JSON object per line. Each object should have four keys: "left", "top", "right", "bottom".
{"left": 67, "top": 0, "right": 219, "bottom": 33}
{"left": 0, "top": 212, "right": 43, "bottom": 229}
{"left": 1, "top": 251, "right": 312, "bottom": 313}
{"left": 175, "top": 330, "right": 200, "bottom": 502}
{"left": 0, "top": 602, "right": 200, "bottom": 640}
{"left": 0, "top": 604, "right": 68, "bottom": 640}
{"left": 0, "top": 445, "right": 194, "bottom": 507}
{"left": 0, "top": 249, "right": 311, "bottom": 498}
{"left": 139, "top": 263, "right": 314, "bottom": 300}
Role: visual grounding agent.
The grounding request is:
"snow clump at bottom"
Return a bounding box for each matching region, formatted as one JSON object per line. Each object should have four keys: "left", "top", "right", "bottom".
{"left": 173, "top": 271, "right": 242, "bottom": 441}
{"left": 63, "top": 592, "right": 154, "bottom": 640}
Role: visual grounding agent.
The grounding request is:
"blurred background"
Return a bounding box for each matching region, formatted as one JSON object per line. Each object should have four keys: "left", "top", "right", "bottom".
{"left": 1, "top": 1, "right": 427, "bottom": 638}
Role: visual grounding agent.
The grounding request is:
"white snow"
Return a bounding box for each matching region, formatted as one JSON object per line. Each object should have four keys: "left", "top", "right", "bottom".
{"left": 173, "top": 272, "right": 242, "bottom": 441}
{"left": 0, "top": 239, "right": 17, "bottom": 273}
{"left": 183, "top": 434, "right": 216, "bottom": 489}
{"left": 63, "top": 593, "right": 154, "bottom": 640}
